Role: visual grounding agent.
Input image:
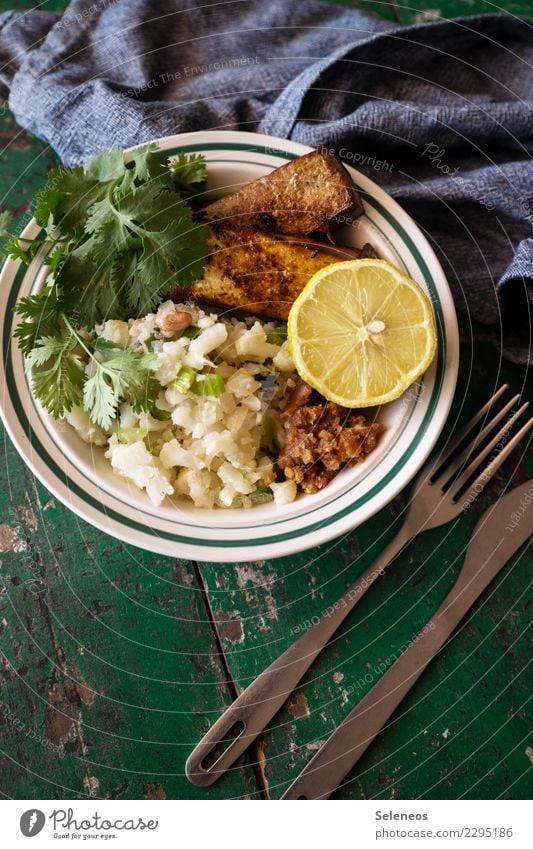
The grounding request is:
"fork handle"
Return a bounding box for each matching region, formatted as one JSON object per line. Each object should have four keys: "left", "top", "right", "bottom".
{"left": 186, "top": 525, "right": 411, "bottom": 787}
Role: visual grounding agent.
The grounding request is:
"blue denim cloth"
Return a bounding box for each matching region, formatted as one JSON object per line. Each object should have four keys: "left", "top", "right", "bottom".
{"left": 0, "top": 0, "right": 531, "bottom": 362}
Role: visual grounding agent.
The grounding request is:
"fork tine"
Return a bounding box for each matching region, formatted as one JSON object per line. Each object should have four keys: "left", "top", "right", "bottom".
{"left": 438, "top": 394, "right": 522, "bottom": 487}
{"left": 432, "top": 384, "right": 508, "bottom": 476}
{"left": 455, "top": 416, "right": 533, "bottom": 507}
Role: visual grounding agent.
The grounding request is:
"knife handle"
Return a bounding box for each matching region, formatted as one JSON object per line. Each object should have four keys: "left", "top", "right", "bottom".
{"left": 282, "top": 516, "right": 532, "bottom": 800}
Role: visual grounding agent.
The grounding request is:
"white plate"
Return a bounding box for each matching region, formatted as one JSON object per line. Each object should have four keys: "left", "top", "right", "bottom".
{"left": 0, "top": 131, "right": 459, "bottom": 562}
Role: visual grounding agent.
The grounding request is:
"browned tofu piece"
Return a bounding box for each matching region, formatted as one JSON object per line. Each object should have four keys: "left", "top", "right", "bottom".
{"left": 169, "top": 222, "right": 375, "bottom": 321}
{"left": 204, "top": 150, "right": 364, "bottom": 236}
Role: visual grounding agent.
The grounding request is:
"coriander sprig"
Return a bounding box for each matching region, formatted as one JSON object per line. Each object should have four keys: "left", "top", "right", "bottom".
{"left": 25, "top": 315, "right": 159, "bottom": 429}
{"left": 2, "top": 144, "right": 208, "bottom": 427}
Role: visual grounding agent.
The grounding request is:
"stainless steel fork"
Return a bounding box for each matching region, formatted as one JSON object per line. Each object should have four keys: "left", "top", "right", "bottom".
{"left": 186, "top": 385, "right": 532, "bottom": 787}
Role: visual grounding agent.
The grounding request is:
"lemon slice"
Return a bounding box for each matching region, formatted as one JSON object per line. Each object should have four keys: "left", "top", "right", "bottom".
{"left": 287, "top": 258, "right": 437, "bottom": 407}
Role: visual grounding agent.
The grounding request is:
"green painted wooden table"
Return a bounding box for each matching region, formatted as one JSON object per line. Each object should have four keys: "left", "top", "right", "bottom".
{"left": 0, "top": 0, "right": 531, "bottom": 801}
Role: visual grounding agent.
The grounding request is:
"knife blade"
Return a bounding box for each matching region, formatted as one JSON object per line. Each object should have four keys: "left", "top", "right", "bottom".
{"left": 282, "top": 480, "right": 533, "bottom": 800}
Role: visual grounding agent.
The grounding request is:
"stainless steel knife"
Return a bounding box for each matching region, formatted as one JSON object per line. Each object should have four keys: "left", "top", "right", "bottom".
{"left": 282, "top": 480, "right": 533, "bottom": 800}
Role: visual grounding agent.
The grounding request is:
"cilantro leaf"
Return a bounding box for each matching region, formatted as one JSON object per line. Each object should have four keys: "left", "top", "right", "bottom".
{"left": 57, "top": 253, "right": 126, "bottom": 327}
{"left": 100, "top": 347, "right": 159, "bottom": 412}
{"left": 28, "top": 330, "right": 85, "bottom": 418}
{"left": 129, "top": 221, "right": 186, "bottom": 312}
{"left": 45, "top": 245, "right": 65, "bottom": 273}
{"left": 14, "top": 292, "right": 63, "bottom": 354}
{"left": 83, "top": 371, "right": 117, "bottom": 430}
{"left": 169, "top": 152, "right": 207, "bottom": 195}
{"left": 34, "top": 165, "right": 108, "bottom": 234}
{"left": 5, "top": 235, "right": 41, "bottom": 264}
{"left": 130, "top": 143, "right": 171, "bottom": 185}
{"left": 85, "top": 149, "right": 126, "bottom": 183}
{"left": 83, "top": 344, "right": 159, "bottom": 428}
{"left": 9, "top": 144, "right": 207, "bottom": 427}
{"left": 25, "top": 333, "right": 75, "bottom": 368}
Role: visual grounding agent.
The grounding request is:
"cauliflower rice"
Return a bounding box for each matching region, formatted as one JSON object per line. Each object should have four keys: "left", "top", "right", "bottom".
{"left": 65, "top": 301, "right": 299, "bottom": 509}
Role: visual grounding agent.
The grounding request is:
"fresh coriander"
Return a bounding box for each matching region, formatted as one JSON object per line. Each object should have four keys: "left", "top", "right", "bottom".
{"left": 2, "top": 145, "right": 208, "bottom": 428}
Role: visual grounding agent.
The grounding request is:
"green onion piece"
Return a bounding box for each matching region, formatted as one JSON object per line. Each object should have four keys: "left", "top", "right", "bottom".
{"left": 117, "top": 427, "right": 148, "bottom": 444}
{"left": 151, "top": 407, "right": 172, "bottom": 421}
{"left": 144, "top": 333, "right": 155, "bottom": 351}
{"left": 182, "top": 325, "right": 201, "bottom": 339}
{"left": 255, "top": 480, "right": 272, "bottom": 494}
{"left": 266, "top": 324, "right": 288, "bottom": 345}
{"left": 191, "top": 375, "right": 225, "bottom": 397}
{"left": 168, "top": 366, "right": 197, "bottom": 394}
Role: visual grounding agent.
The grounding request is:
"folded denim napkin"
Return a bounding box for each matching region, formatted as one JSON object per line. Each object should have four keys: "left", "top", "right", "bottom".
{"left": 0, "top": 0, "right": 531, "bottom": 362}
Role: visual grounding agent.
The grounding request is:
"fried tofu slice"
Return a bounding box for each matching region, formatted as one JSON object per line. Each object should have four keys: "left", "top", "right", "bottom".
{"left": 169, "top": 222, "right": 375, "bottom": 321}
{"left": 204, "top": 151, "right": 363, "bottom": 236}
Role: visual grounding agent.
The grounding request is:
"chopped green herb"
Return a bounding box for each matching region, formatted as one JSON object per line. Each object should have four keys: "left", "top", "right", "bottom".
{"left": 266, "top": 323, "right": 288, "bottom": 345}
{"left": 191, "top": 374, "right": 225, "bottom": 397}
{"left": 168, "top": 366, "right": 198, "bottom": 395}
{"left": 168, "top": 152, "right": 207, "bottom": 197}
{"left": 2, "top": 145, "right": 208, "bottom": 427}
{"left": 117, "top": 427, "right": 148, "bottom": 444}
{"left": 182, "top": 325, "right": 201, "bottom": 339}
{"left": 151, "top": 407, "right": 172, "bottom": 421}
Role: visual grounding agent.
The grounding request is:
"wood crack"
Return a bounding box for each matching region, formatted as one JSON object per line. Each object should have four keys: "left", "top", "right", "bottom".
{"left": 192, "top": 561, "right": 270, "bottom": 799}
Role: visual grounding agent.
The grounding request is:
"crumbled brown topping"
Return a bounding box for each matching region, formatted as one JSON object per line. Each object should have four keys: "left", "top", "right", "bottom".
{"left": 277, "top": 403, "right": 384, "bottom": 494}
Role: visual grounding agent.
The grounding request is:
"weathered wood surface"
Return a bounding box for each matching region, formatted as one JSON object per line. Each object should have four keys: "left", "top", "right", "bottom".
{"left": 199, "top": 334, "right": 533, "bottom": 799}
{"left": 0, "top": 0, "right": 531, "bottom": 801}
